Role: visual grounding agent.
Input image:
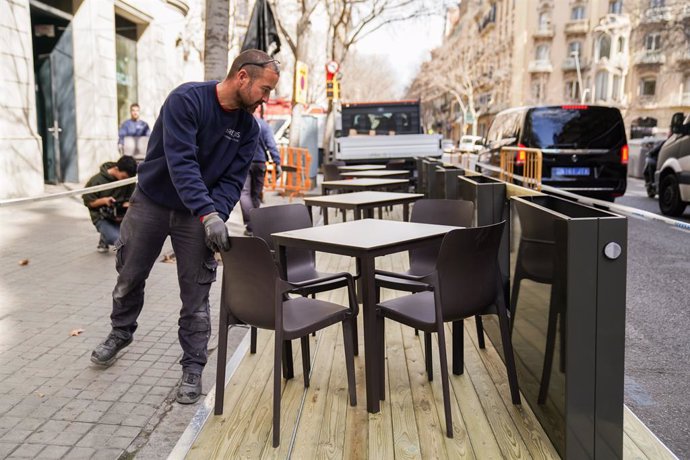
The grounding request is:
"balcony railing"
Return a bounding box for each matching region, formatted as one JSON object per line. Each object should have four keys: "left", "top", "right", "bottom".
{"left": 641, "top": 6, "right": 673, "bottom": 23}
{"left": 528, "top": 60, "right": 553, "bottom": 73}
{"left": 533, "top": 26, "right": 555, "bottom": 39}
{"left": 634, "top": 51, "right": 666, "bottom": 65}
{"left": 564, "top": 19, "right": 589, "bottom": 35}
{"left": 675, "top": 50, "right": 690, "bottom": 64}
{"left": 682, "top": 4, "right": 690, "bottom": 20}
{"left": 562, "top": 57, "right": 589, "bottom": 71}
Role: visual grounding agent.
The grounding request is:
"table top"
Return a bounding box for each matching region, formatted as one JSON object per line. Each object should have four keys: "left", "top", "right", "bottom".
{"left": 341, "top": 170, "right": 409, "bottom": 178}
{"left": 304, "top": 191, "right": 423, "bottom": 206}
{"left": 337, "top": 164, "right": 387, "bottom": 171}
{"left": 321, "top": 178, "right": 409, "bottom": 187}
{"left": 272, "top": 219, "right": 459, "bottom": 254}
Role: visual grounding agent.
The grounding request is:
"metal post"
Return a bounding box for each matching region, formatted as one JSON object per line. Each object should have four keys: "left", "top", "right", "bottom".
{"left": 572, "top": 51, "right": 585, "bottom": 104}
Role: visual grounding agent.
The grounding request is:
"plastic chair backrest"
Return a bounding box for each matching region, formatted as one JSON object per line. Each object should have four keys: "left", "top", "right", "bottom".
{"left": 435, "top": 222, "right": 505, "bottom": 321}
{"left": 323, "top": 163, "right": 343, "bottom": 181}
{"left": 249, "top": 204, "right": 317, "bottom": 281}
{"left": 408, "top": 199, "right": 474, "bottom": 275}
{"left": 220, "top": 236, "right": 280, "bottom": 330}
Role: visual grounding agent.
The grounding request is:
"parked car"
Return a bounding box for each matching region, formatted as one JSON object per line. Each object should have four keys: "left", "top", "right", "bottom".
{"left": 654, "top": 113, "right": 690, "bottom": 216}
{"left": 477, "top": 105, "right": 628, "bottom": 201}
{"left": 457, "top": 135, "right": 484, "bottom": 153}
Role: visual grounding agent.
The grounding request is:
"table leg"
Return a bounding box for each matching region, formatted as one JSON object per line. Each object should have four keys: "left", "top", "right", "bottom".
{"left": 307, "top": 205, "right": 313, "bottom": 224}
{"left": 354, "top": 207, "right": 361, "bottom": 220}
{"left": 323, "top": 207, "right": 329, "bottom": 225}
{"left": 364, "top": 208, "right": 374, "bottom": 219}
{"left": 403, "top": 203, "right": 410, "bottom": 222}
{"left": 359, "top": 255, "right": 380, "bottom": 413}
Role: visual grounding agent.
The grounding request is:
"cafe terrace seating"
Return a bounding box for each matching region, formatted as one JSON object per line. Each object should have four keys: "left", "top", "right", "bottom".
{"left": 215, "top": 236, "right": 358, "bottom": 447}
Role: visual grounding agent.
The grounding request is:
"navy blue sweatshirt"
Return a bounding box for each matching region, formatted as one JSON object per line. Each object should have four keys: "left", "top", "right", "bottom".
{"left": 137, "top": 81, "right": 259, "bottom": 221}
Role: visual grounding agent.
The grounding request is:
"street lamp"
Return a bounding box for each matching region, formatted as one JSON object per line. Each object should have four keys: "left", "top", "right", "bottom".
{"left": 571, "top": 50, "right": 585, "bottom": 104}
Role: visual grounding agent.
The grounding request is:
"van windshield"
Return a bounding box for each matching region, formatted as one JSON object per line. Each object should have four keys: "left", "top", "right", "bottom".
{"left": 523, "top": 106, "right": 625, "bottom": 149}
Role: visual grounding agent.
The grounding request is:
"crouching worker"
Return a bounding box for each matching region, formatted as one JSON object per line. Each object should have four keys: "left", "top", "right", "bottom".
{"left": 82, "top": 156, "right": 137, "bottom": 252}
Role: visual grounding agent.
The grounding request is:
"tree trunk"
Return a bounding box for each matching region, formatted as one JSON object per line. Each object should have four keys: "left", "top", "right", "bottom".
{"left": 289, "top": 15, "right": 312, "bottom": 147}
{"left": 204, "top": 0, "right": 229, "bottom": 81}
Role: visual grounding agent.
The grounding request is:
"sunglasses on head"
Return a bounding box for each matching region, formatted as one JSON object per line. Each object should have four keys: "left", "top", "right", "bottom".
{"left": 238, "top": 59, "right": 280, "bottom": 71}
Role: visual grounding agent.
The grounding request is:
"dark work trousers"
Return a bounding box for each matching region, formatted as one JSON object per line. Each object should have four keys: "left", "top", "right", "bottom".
{"left": 110, "top": 188, "right": 217, "bottom": 374}
{"left": 239, "top": 162, "right": 266, "bottom": 232}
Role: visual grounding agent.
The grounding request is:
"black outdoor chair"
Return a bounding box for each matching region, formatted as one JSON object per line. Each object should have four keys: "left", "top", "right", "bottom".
{"left": 250, "top": 204, "right": 359, "bottom": 356}
{"left": 375, "top": 222, "right": 520, "bottom": 438}
{"left": 215, "top": 236, "right": 357, "bottom": 447}
{"left": 374, "top": 199, "right": 478, "bottom": 378}
{"left": 511, "top": 199, "right": 565, "bottom": 404}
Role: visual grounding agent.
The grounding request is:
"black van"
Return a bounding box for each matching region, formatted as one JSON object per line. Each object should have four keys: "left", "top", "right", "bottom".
{"left": 478, "top": 105, "right": 628, "bottom": 201}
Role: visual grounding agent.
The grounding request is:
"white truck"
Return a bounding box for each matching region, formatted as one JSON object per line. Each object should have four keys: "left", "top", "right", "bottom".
{"left": 333, "top": 100, "right": 442, "bottom": 163}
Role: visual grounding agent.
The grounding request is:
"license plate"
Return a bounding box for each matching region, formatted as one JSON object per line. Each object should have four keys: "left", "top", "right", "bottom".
{"left": 552, "top": 167, "right": 590, "bottom": 177}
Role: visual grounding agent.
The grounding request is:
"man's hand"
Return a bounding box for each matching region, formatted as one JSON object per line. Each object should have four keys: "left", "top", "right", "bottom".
{"left": 275, "top": 164, "right": 282, "bottom": 179}
{"left": 202, "top": 212, "right": 230, "bottom": 252}
{"left": 90, "top": 196, "right": 115, "bottom": 208}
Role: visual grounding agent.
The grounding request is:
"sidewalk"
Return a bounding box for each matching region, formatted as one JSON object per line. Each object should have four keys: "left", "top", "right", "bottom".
{"left": 0, "top": 185, "right": 296, "bottom": 459}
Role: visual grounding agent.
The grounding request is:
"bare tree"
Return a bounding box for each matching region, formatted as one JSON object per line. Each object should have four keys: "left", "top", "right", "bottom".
{"left": 204, "top": 0, "right": 230, "bottom": 81}
{"left": 338, "top": 52, "right": 399, "bottom": 101}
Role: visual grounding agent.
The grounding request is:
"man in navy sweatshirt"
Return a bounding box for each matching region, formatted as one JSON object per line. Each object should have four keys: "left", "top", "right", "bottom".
{"left": 90, "top": 49, "right": 280, "bottom": 404}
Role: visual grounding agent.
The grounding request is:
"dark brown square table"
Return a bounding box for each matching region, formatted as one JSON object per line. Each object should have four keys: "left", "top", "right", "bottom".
{"left": 338, "top": 164, "right": 387, "bottom": 171}
{"left": 272, "top": 219, "right": 460, "bottom": 413}
{"left": 321, "top": 178, "right": 409, "bottom": 195}
{"left": 304, "top": 191, "right": 424, "bottom": 224}
{"left": 340, "top": 170, "right": 409, "bottom": 179}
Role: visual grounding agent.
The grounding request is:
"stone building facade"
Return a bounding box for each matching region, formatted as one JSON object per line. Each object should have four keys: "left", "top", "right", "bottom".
{"left": 0, "top": 0, "right": 204, "bottom": 199}
{"left": 433, "top": 0, "right": 689, "bottom": 140}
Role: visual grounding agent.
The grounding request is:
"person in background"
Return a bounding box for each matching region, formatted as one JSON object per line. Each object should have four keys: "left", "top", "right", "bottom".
{"left": 82, "top": 156, "right": 137, "bottom": 253}
{"left": 118, "top": 103, "right": 150, "bottom": 154}
{"left": 90, "top": 49, "right": 280, "bottom": 405}
{"left": 240, "top": 105, "right": 282, "bottom": 236}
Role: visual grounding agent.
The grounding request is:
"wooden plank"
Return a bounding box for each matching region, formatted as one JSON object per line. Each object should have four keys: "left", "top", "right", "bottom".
{"left": 386, "top": 316, "right": 423, "bottom": 459}
{"left": 187, "top": 328, "right": 273, "bottom": 459}
{"left": 464, "top": 321, "right": 560, "bottom": 459}
{"left": 623, "top": 406, "right": 677, "bottom": 460}
{"left": 623, "top": 431, "right": 649, "bottom": 460}
{"left": 400, "top": 325, "right": 448, "bottom": 460}
{"left": 460, "top": 323, "right": 532, "bottom": 459}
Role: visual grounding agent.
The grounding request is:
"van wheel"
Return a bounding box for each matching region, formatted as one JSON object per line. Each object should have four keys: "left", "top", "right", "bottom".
{"left": 659, "top": 174, "right": 687, "bottom": 216}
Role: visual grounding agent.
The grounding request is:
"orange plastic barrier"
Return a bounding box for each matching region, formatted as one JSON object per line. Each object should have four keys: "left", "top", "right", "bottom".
{"left": 264, "top": 146, "right": 312, "bottom": 200}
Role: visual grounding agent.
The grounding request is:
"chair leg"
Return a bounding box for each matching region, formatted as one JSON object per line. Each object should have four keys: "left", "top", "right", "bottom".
{"left": 475, "top": 316, "right": 485, "bottom": 349}
{"left": 342, "top": 320, "right": 357, "bottom": 406}
{"left": 301, "top": 336, "right": 311, "bottom": 388}
{"left": 250, "top": 327, "right": 257, "bottom": 354}
{"left": 414, "top": 328, "right": 419, "bottom": 336}
{"left": 282, "top": 341, "right": 294, "bottom": 380}
{"left": 377, "top": 314, "right": 386, "bottom": 401}
{"left": 214, "top": 310, "right": 229, "bottom": 415}
{"left": 509, "top": 271, "right": 523, "bottom": 336}
{"left": 424, "top": 332, "right": 433, "bottom": 382}
{"left": 273, "top": 334, "right": 283, "bottom": 447}
{"left": 347, "top": 278, "right": 360, "bottom": 357}
{"left": 452, "top": 320, "right": 464, "bottom": 375}
{"left": 436, "top": 324, "right": 453, "bottom": 438}
{"left": 497, "top": 303, "right": 521, "bottom": 405}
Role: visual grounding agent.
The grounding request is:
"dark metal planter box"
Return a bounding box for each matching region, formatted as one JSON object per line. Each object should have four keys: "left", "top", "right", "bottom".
{"left": 484, "top": 195, "right": 626, "bottom": 459}
{"left": 432, "top": 165, "right": 464, "bottom": 199}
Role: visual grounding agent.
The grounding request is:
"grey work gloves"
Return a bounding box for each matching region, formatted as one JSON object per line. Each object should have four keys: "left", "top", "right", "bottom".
{"left": 202, "top": 212, "right": 230, "bottom": 252}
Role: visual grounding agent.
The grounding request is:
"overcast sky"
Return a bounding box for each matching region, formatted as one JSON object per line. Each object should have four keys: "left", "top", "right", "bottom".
{"left": 355, "top": 13, "right": 446, "bottom": 97}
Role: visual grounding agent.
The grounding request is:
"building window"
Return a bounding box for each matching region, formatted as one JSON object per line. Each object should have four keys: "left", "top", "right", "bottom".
{"left": 597, "top": 35, "right": 612, "bottom": 60}
{"left": 571, "top": 5, "right": 586, "bottom": 20}
{"left": 644, "top": 33, "right": 661, "bottom": 51}
{"left": 609, "top": 1, "right": 623, "bottom": 14}
{"left": 617, "top": 37, "right": 625, "bottom": 53}
{"left": 115, "top": 15, "right": 139, "bottom": 125}
{"left": 532, "top": 78, "right": 545, "bottom": 103}
{"left": 536, "top": 44, "right": 550, "bottom": 61}
{"left": 640, "top": 77, "right": 656, "bottom": 96}
{"left": 649, "top": 0, "right": 664, "bottom": 7}
{"left": 568, "top": 41, "right": 582, "bottom": 57}
{"left": 565, "top": 80, "right": 580, "bottom": 100}
{"left": 538, "top": 12, "right": 550, "bottom": 30}
{"left": 595, "top": 71, "right": 609, "bottom": 100}
{"left": 612, "top": 75, "right": 622, "bottom": 101}
{"left": 683, "top": 74, "right": 690, "bottom": 101}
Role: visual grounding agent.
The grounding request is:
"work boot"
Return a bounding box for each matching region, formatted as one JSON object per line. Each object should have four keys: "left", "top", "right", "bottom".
{"left": 97, "top": 238, "right": 109, "bottom": 253}
{"left": 176, "top": 371, "right": 202, "bottom": 404}
{"left": 90, "top": 330, "right": 132, "bottom": 366}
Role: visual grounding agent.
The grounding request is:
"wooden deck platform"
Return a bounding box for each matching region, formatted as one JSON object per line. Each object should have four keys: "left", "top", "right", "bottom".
{"left": 186, "top": 250, "right": 677, "bottom": 460}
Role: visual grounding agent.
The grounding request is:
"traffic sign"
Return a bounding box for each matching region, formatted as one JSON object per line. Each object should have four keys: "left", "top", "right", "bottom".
{"left": 294, "top": 60, "right": 308, "bottom": 105}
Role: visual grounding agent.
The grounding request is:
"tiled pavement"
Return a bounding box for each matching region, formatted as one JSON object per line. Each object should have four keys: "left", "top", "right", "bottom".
{"left": 0, "top": 185, "right": 296, "bottom": 459}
